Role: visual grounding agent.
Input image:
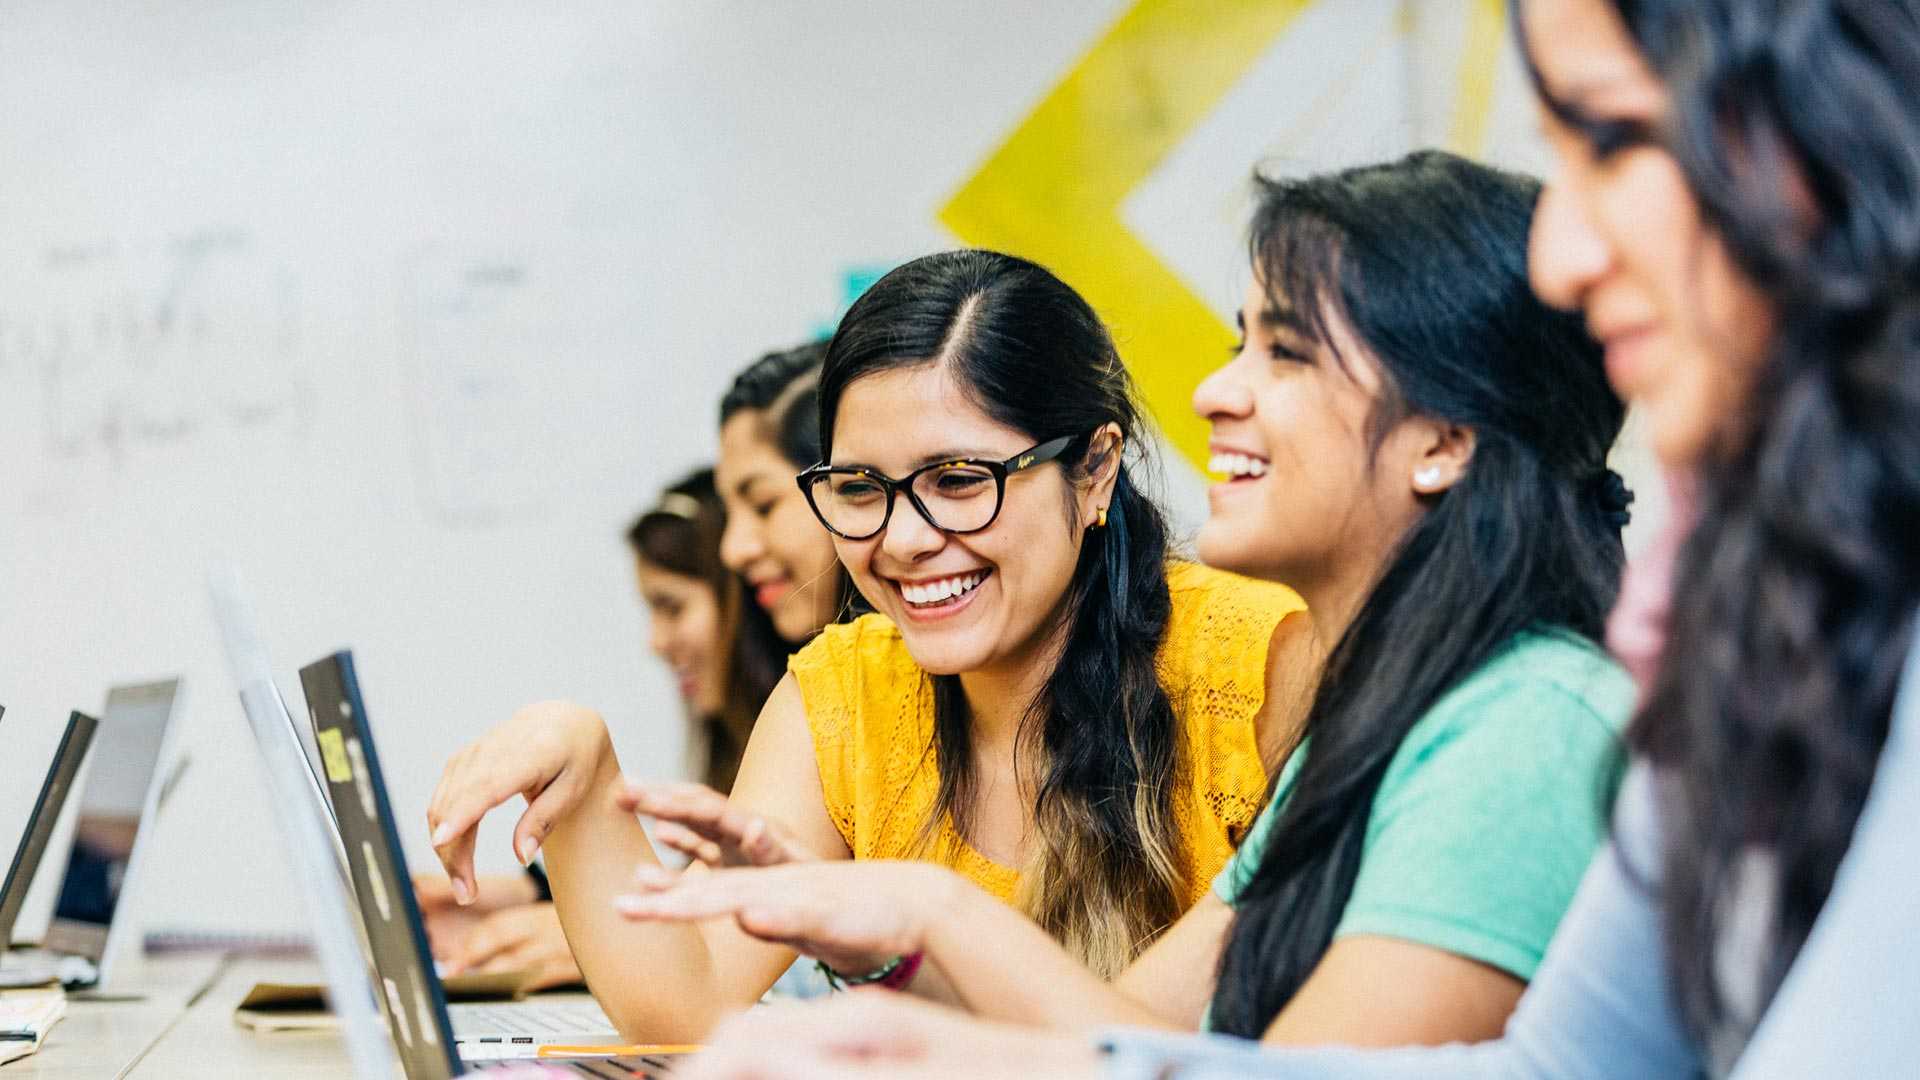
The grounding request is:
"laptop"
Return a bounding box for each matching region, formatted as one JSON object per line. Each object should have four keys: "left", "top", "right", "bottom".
{"left": 0, "top": 710, "right": 99, "bottom": 987}
{"left": 2, "top": 681, "right": 182, "bottom": 990}
{"left": 298, "top": 649, "right": 684, "bottom": 1075}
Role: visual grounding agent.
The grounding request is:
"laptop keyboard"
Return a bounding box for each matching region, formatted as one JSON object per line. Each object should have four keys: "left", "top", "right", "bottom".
{"left": 474, "top": 1054, "right": 680, "bottom": 1077}
{"left": 449, "top": 999, "right": 618, "bottom": 1038}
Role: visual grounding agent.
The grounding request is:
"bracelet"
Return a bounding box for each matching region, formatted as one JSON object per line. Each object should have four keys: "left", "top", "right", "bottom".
{"left": 815, "top": 950, "right": 923, "bottom": 992}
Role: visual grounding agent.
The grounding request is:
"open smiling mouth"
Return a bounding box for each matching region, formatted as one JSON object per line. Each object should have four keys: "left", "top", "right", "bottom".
{"left": 1209, "top": 451, "right": 1270, "bottom": 483}
{"left": 895, "top": 569, "right": 992, "bottom": 614}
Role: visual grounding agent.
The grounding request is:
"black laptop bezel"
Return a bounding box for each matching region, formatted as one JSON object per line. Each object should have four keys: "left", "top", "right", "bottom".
{"left": 0, "top": 711, "right": 100, "bottom": 951}
{"left": 299, "top": 651, "right": 463, "bottom": 1079}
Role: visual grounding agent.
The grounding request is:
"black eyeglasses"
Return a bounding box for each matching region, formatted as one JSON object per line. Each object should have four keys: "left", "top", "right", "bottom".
{"left": 795, "top": 434, "right": 1079, "bottom": 540}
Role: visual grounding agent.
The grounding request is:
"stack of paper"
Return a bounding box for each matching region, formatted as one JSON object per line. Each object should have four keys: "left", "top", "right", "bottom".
{"left": 0, "top": 988, "right": 66, "bottom": 1066}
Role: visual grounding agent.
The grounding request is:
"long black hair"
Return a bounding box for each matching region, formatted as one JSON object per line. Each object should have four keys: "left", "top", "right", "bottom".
{"left": 818, "top": 249, "right": 1185, "bottom": 975}
{"left": 626, "top": 468, "right": 787, "bottom": 793}
{"left": 1210, "top": 151, "right": 1628, "bottom": 1035}
{"left": 1519, "top": 0, "right": 1920, "bottom": 1046}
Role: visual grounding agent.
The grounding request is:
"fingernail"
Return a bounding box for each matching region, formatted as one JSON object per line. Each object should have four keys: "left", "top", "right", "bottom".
{"left": 431, "top": 823, "right": 455, "bottom": 847}
{"left": 517, "top": 836, "right": 541, "bottom": 867}
{"left": 613, "top": 894, "right": 650, "bottom": 916}
{"left": 451, "top": 878, "right": 473, "bottom": 906}
{"left": 632, "top": 864, "right": 671, "bottom": 886}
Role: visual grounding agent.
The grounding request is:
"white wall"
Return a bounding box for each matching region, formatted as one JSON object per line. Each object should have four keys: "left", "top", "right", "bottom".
{"left": 0, "top": 1, "right": 1657, "bottom": 939}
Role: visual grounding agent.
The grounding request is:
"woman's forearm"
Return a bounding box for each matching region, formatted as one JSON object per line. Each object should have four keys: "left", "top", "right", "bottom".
{"left": 543, "top": 747, "right": 751, "bottom": 1040}
{"left": 921, "top": 879, "right": 1179, "bottom": 1032}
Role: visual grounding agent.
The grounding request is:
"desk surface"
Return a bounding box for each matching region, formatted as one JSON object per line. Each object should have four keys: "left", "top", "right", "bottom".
{"left": 5, "top": 954, "right": 224, "bottom": 1079}
{"left": 9, "top": 954, "right": 609, "bottom": 1078}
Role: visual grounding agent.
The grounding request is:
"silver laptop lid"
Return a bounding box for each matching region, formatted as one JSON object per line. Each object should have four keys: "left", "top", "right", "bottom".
{"left": 208, "top": 566, "right": 348, "bottom": 867}
{"left": 41, "top": 678, "right": 181, "bottom": 986}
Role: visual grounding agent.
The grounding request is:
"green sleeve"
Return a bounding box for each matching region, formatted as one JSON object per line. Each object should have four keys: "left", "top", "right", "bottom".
{"left": 1333, "top": 679, "right": 1623, "bottom": 981}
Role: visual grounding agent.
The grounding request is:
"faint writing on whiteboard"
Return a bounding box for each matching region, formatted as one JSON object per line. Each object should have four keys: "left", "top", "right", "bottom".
{"left": 0, "top": 228, "right": 313, "bottom": 482}
{"left": 399, "top": 247, "right": 562, "bottom": 526}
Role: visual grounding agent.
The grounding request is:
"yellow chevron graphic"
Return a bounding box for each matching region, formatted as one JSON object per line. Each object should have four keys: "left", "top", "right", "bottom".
{"left": 940, "top": 0, "right": 1506, "bottom": 472}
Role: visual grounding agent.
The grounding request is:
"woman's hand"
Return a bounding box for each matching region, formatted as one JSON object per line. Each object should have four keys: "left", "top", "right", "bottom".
{"left": 443, "top": 901, "right": 583, "bottom": 991}
{"left": 415, "top": 872, "right": 540, "bottom": 961}
{"left": 681, "top": 993, "right": 1104, "bottom": 1080}
{"left": 612, "top": 860, "right": 964, "bottom": 980}
{"left": 616, "top": 780, "right": 818, "bottom": 868}
{"left": 425, "top": 701, "right": 616, "bottom": 906}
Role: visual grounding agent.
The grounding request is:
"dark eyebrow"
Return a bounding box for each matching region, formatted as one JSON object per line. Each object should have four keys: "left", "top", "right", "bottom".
{"left": 829, "top": 447, "right": 1007, "bottom": 472}
{"left": 1258, "top": 305, "right": 1310, "bottom": 335}
{"left": 733, "top": 473, "right": 778, "bottom": 500}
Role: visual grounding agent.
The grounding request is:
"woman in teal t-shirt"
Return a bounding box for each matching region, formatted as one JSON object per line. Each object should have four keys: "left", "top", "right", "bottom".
{"left": 609, "top": 151, "right": 1633, "bottom": 1048}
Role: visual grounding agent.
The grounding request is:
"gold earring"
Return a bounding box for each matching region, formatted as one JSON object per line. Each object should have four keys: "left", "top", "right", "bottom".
{"left": 1095, "top": 507, "right": 1109, "bottom": 528}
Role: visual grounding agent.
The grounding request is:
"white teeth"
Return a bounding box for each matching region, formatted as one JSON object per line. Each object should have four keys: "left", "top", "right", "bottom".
{"left": 1208, "top": 453, "right": 1269, "bottom": 479}
{"left": 901, "top": 571, "right": 986, "bottom": 607}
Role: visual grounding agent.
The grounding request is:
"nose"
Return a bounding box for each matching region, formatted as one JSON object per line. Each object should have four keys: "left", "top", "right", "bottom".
{"left": 647, "top": 617, "right": 673, "bottom": 659}
{"left": 877, "top": 491, "right": 946, "bottom": 566}
{"left": 1193, "top": 353, "right": 1254, "bottom": 422}
{"left": 1529, "top": 176, "right": 1612, "bottom": 313}
{"left": 719, "top": 514, "right": 760, "bottom": 574}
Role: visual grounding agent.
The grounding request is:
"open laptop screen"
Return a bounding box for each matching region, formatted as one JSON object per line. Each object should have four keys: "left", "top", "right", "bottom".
{"left": 0, "top": 712, "right": 98, "bottom": 949}
{"left": 41, "top": 681, "right": 176, "bottom": 962}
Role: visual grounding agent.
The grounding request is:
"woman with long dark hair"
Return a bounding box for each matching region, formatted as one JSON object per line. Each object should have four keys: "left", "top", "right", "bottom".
{"left": 622, "top": 149, "right": 1637, "bottom": 1049}
{"left": 678, "top": 0, "right": 1920, "bottom": 1075}
{"left": 421, "top": 250, "right": 1306, "bottom": 1039}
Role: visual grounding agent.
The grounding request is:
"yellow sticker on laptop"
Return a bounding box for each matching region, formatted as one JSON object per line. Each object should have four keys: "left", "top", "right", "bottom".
{"left": 317, "top": 727, "right": 353, "bottom": 783}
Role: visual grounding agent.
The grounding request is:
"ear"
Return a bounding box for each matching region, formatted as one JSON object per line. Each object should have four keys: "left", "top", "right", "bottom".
{"left": 1407, "top": 419, "right": 1476, "bottom": 496}
{"left": 1079, "top": 423, "right": 1125, "bottom": 516}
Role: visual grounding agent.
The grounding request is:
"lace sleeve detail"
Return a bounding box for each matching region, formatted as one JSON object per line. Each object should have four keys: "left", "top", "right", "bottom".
{"left": 1161, "top": 563, "right": 1306, "bottom": 841}
{"left": 788, "top": 621, "right": 865, "bottom": 851}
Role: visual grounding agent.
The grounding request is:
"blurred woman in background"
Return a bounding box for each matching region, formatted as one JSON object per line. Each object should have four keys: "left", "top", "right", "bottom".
{"left": 629, "top": 468, "right": 788, "bottom": 794}
{"left": 714, "top": 341, "right": 859, "bottom": 642}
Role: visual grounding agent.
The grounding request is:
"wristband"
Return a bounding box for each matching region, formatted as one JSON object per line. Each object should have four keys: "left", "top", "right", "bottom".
{"left": 524, "top": 861, "right": 553, "bottom": 902}
{"left": 815, "top": 950, "right": 922, "bottom": 992}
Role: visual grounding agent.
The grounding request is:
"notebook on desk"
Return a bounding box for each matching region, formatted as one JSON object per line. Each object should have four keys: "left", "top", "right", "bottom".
{"left": 0, "top": 986, "right": 66, "bottom": 1066}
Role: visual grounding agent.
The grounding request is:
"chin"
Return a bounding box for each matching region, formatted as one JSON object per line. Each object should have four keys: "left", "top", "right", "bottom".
{"left": 1195, "top": 523, "right": 1263, "bottom": 578}
{"left": 772, "top": 609, "right": 817, "bottom": 643}
{"left": 891, "top": 625, "right": 992, "bottom": 677}
{"left": 1646, "top": 404, "right": 1717, "bottom": 467}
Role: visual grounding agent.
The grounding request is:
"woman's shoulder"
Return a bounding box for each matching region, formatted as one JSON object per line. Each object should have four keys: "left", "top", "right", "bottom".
{"left": 789, "top": 612, "right": 912, "bottom": 675}
{"left": 1166, "top": 560, "right": 1304, "bottom": 607}
{"left": 1484, "top": 627, "right": 1636, "bottom": 722}
{"left": 1403, "top": 628, "right": 1637, "bottom": 760}
{"left": 1162, "top": 561, "right": 1307, "bottom": 657}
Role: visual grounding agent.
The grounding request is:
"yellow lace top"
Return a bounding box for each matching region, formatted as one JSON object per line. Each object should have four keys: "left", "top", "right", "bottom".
{"left": 789, "top": 561, "right": 1306, "bottom": 906}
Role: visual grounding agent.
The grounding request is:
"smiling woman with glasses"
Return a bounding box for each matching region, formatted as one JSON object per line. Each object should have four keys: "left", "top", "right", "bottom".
{"left": 418, "top": 248, "right": 1309, "bottom": 1041}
